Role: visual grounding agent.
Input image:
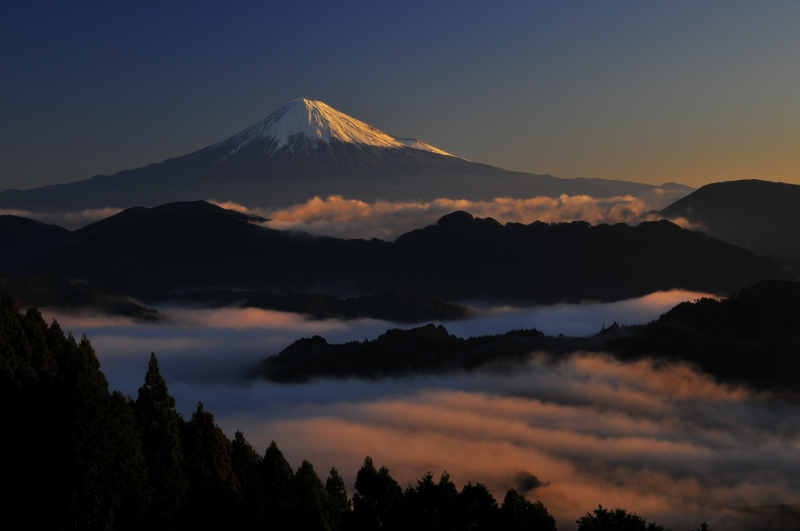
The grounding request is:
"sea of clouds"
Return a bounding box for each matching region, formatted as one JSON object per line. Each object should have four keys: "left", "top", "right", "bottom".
{"left": 2, "top": 190, "right": 698, "bottom": 238}
{"left": 39, "top": 290, "right": 800, "bottom": 531}
{"left": 212, "top": 189, "right": 699, "bottom": 240}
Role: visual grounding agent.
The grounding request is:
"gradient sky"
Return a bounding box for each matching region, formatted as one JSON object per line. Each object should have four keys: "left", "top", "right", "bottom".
{"left": 2, "top": 1, "right": 800, "bottom": 191}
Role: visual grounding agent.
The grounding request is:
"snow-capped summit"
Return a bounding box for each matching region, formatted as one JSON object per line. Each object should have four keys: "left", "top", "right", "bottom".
{"left": 215, "top": 98, "right": 454, "bottom": 158}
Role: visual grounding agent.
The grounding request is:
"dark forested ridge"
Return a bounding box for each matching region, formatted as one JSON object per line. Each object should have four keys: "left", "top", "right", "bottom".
{"left": 598, "top": 279, "right": 800, "bottom": 388}
{"left": 0, "top": 273, "right": 160, "bottom": 320}
{"left": 254, "top": 280, "right": 800, "bottom": 391}
{"left": 1, "top": 294, "right": 576, "bottom": 530}
{"left": 0, "top": 202, "right": 792, "bottom": 304}
{"left": 168, "top": 289, "right": 471, "bottom": 323}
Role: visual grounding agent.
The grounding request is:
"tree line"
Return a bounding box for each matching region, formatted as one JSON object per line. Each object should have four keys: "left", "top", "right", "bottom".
{"left": 1, "top": 295, "right": 701, "bottom": 530}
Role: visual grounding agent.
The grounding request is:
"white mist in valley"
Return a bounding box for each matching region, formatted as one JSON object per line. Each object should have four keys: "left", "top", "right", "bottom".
{"left": 39, "top": 291, "right": 799, "bottom": 531}
{"left": 2, "top": 189, "right": 696, "bottom": 236}
{"left": 47, "top": 289, "right": 713, "bottom": 387}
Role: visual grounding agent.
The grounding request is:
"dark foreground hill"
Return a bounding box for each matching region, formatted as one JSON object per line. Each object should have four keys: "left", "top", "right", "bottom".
{"left": 660, "top": 179, "right": 800, "bottom": 261}
{"left": 0, "top": 201, "right": 793, "bottom": 304}
{"left": 253, "top": 279, "right": 800, "bottom": 391}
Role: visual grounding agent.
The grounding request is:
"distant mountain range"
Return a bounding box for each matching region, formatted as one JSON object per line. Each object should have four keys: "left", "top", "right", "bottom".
{"left": 660, "top": 179, "right": 800, "bottom": 262}
{"left": 0, "top": 99, "right": 693, "bottom": 212}
{"left": 0, "top": 200, "right": 791, "bottom": 304}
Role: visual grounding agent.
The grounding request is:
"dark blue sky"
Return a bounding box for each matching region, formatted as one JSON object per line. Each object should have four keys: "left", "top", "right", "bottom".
{"left": 3, "top": 1, "right": 800, "bottom": 190}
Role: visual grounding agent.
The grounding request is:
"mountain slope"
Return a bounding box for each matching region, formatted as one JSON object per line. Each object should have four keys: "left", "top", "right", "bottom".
{"left": 0, "top": 201, "right": 791, "bottom": 303}
{"left": 0, "top": 99, "right": 693, "bottom": 212}
{"left": 660, "top": 179, "right": 800, "bottom": 261}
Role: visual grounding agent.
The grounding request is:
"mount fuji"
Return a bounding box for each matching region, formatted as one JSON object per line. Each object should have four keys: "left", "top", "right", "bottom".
{"left": 0, "top": 99, "right": 692, "bottom": 212}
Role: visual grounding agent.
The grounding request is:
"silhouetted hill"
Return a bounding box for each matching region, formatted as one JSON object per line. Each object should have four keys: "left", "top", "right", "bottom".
{"left": 660, "top": 179, "right": 800, "bottom": 260}
{"left": 256, "top": 324, "right": 466, "bottom": 381}
{"left": 253, "top": 280, "right": 800, "bottom": 390}
{"left": 0, "top": 215, "right": 70, "bottom": 271}
{"left": 0, "top": 202, "right": 792, "bottom": 303}
{"left": 71, "top": 200, "right": 267, "bottom": 240}
{"left": 385, "top": 211, "right": 794, "bottom": 302}
{"left": 167, "top": 289, "right": 471, "bottom": 323}
{"left": 605, "top": 278, "right": 800, "bottom": 388}
{"left": 0, "top": 273, "right": 160, "bottom": 320}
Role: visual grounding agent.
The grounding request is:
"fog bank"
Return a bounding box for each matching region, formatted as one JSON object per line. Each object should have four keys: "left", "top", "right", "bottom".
{"left": 212, "top": 191, "right": 698, "bottom": 240}
{"left": 37, "top": 291, "right": 799, "bottom": 531}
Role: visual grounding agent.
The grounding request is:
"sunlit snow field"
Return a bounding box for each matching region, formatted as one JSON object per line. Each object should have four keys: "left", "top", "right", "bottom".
{"left": 42, "top": 290, "right": 800, "bottom": 531}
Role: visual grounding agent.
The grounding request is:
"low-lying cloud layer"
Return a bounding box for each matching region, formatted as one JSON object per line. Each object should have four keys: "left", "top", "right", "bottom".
{"left": 0, "top": 207, "right": 123, "bottom": 230}
{"left": 3, "top": 191, "right": 696, "bottom": 238}
{"left": 219, "top": 358, "right": 799, "bottom": 531}
{"left": 39, "top": 292, "right": 798, "bottom": 531}
{"left": 213, "top": 190, "right": 698, "bottom": 240}
{"left": 46, "top": 289, "right": 714, "bottom": 386}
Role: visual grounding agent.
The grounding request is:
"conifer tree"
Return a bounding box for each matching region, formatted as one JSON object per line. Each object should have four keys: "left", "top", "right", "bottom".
{"left": 457, "top": 482, "right": 500, "bottom": 531}
{"left": 501, "top": 489, "right": 557, "bottom": 531}
{"left": 0, "top": 295, "right": 39, "bottom": 387}
{"left": 353, "top": 456, "right": 403, "bottom": 531}
{"left": 230, "top": 430, "right": 264, "bottom": 528}
{"left": 258, "top": 440, "right": 297, "bottom": 528}
{"left": 135, "top": 352, "right": 188, "bottom": 530}
{"left": 325, "top": 467, "right": 353, "bottom": 531}
{"left": 181, "top": 401, "right": 241, "bottom": 529}
{"left": 403, "top": 470, "right": 458, "bottom": 530}
{"left": 45, "top": 317, "right": 70, "bottom": 369}
{"left": 107, "top": 391, "right": 151, "bottom": 530}
{"left": 51, "top": 333, "right": 117, "bottom": 529}
{"left": 0, "top": 296, "right": 57, "bottom": 526}
{"left": 230, "top": 430, "right": 261, "bottom": 485}
{"left": 295, "top": 460, "right": 332, "bottom": 531}
{"left": 21, "top": 306, "right": 57, "bottom": 382}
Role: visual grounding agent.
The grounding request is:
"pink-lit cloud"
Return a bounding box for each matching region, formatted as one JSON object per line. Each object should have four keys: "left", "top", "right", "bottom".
{"left": 211, "top": 192, "right": 703, "bottom": 240}
{"left": 0, "top": 192, "right": 699, "bottom": 238}
{"left": 218, "top": 355, "right": 799, "bottom": 531}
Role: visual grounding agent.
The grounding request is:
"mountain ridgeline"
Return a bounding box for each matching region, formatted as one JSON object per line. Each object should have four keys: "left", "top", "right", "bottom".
{"left": 660, "top": 179, "right": 800, "bottom": 262}
{"left": 170, "top": 289, "right": 471, "bottom": 323}
{"left": 0, "top": 201, "right": 792, "bottom": 304}
{"left": 0, "top": 99, "right": 692, "bottom": 212}
{"left": 254, "top": 279, "right": 800, "bottom": 391}
{"left": 0, "top": 273, "right": 160, "bottom": 319}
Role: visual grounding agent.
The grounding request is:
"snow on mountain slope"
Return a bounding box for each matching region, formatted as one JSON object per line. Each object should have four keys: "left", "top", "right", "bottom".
{"left": 393, "top": 137, "right": 454, "bottom": 156}
{"left": 215, "top": 98, "right": 455, "bottom": 157}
